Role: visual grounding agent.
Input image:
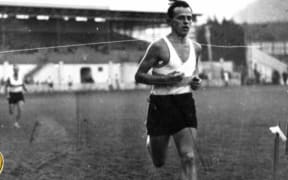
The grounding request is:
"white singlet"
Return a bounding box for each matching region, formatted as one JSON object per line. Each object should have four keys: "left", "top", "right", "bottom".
{"left": 8, "top": 75, "right": 24, "bottom": 93}
{"left": 151, "top": 36, "right": 197, "bottom": 95}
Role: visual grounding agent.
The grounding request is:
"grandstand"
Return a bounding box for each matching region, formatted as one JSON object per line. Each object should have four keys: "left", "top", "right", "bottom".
{"left": 0, "top": 3, "right": 201, "bottom": 90}
{"left": 0, "top": 5, "right": 169, "bottom": 63}
{"left": 0, "top": 4, "right": 166, "bottom": 89}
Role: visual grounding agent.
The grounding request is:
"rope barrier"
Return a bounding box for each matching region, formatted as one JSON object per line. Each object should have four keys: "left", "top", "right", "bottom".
{"left": 0, "top": 39, "right": 261, "bottom": 54}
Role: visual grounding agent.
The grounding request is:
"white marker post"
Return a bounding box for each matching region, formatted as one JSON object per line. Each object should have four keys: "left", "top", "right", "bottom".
{"left": 269, "top": 125, "right": 287, "bottom": 180}
{"left": 285, "top": 121, "right": 288, "bottom": 155}
{"left": 269, "top": 126, "right": 287, "bottom": 142}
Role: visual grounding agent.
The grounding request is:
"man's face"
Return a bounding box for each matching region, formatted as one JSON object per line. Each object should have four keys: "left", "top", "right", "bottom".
{"left": 170, "top": 7, "right": 193, "bottom": 37}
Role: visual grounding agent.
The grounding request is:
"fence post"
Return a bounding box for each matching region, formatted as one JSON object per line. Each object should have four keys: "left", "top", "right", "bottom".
{"left": 272, "top": 133, "right": 280, "bottom": 180}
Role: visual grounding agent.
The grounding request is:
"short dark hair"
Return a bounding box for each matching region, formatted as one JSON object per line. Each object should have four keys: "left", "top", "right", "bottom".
{"left": 167, "top": 1, "right": 192, "bottom": 19}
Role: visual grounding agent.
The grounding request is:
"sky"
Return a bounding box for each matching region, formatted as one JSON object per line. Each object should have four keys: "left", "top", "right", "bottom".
{"left": 0, "top": 0, "right": 257, "bottom": 22}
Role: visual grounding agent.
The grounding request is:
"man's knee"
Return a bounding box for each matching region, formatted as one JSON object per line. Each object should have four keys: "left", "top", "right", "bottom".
{"left": 180, "top": 151, "right": 196, "bottom": 165}
{"left": 152, "top": 159, "right": 165, "bottom": 168}
{"left": 149, "top": 146, "right": 166, "bottom": 168}
{"left": 9, "top": 106, "right": 13, "bottom": 114}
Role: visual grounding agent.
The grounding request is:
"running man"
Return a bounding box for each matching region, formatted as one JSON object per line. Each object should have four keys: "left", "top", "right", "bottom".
{"left": 4, "top": 64, "right": 27, "bottom": 128}
{"left": 135, "top": 1, "right": 201, "bottom": 180}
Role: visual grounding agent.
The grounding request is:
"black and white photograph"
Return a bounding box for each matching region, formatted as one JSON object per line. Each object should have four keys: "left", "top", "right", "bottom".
{"left": 0, "top": 0, "right": 288, "bottom": 179}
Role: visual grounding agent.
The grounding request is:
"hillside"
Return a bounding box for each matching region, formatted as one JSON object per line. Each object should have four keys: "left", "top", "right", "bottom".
{"left": 233, "top": 0, "right": 288, "bottom": 23}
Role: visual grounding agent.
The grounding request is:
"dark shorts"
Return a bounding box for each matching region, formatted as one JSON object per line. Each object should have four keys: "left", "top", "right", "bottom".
{"left": 146, "top": 92, "right": 197, "bottom": 136}
{"left": 8, "top": 92, "right": 25, "bottom": 104}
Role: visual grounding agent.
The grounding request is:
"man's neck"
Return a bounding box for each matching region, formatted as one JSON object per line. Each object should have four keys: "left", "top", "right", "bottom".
{"left": 168, "top": 33, "right": 189, "bottom": 44}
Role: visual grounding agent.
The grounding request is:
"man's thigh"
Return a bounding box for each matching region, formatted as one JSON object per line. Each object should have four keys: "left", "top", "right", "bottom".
{"left": 9, "top": 103, "right": 15, "bottom": 113}
{"left": 173, "top": 127, "right": 197, "bottom": 155}
{"left": 17, "top": 101, "right": 25, "bottom": 109}
{"left": 149, "top": 135, "right": 170, "bottom": 166}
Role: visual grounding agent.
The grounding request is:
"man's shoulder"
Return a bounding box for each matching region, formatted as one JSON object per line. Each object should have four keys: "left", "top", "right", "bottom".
{"left": 147, "top": 37, "right": 168, "bottom": 55}
{"left": 150, "top": 37, "right": 167, "bottom": 49}
{"left": 191, "top": 40, "right": 202, "bottom": 52}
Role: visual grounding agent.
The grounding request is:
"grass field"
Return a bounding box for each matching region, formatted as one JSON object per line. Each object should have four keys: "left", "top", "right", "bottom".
{"left": 0, "top": 86, "right": 288, "bottom": 180}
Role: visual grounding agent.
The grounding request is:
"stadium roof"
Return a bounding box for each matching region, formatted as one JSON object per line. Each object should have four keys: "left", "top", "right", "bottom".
{"left": 0, "top": 4, "right": 201, "bottom": 24}
{"left": 0, "top": 5, "right": 168, "bottom": 23}
{"left": 0, "top": 1, "right": 110, "bottom": 10}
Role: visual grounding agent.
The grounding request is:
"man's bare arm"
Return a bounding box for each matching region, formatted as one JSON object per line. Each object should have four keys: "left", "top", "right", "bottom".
{"left": 23, "top": 83, "right": 28, "bottom": 92}
{"left": 194, "top": 42, "right": 202, "bottom": 75}
{"left": 135, "top": 42, "right": 184, "bottom": 86}
{"left": 189, "top": 42, "right": 202, "bottom": 90}
{"left": 4, "top": 79, "right": 10, "bottom": 98}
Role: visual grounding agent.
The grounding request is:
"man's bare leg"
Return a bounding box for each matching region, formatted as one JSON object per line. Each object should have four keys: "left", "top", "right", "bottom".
{"left": 9, "top": 103, "right": 14, "bottom": 115}
{"left": 14, "top": 101, "right": 24, "bottom": 128}
{"left": 147, "top": 135, "right": 170, "bottom": 167}
{"left": 173, "top": 128, "right": 197, "bottom": 180}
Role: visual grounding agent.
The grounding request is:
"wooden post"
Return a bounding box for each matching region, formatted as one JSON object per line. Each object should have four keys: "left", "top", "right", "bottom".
{"left": 75, "top": 91, "right": 81, "bottom": 151}
{"left": 272, "top": 133, "right": 280, "bottom": 180}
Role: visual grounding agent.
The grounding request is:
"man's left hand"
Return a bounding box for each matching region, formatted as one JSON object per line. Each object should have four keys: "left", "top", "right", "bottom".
{"left": 190, "top": 76, "right": 201, "bottom": 90}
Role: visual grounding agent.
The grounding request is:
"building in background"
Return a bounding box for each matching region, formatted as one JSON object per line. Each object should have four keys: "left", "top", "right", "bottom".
{"left": 233, "top": 0, "right": 288, "bottom": 84}
{"left": 0, "top": 3, "right": 202, "bottom": 91}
